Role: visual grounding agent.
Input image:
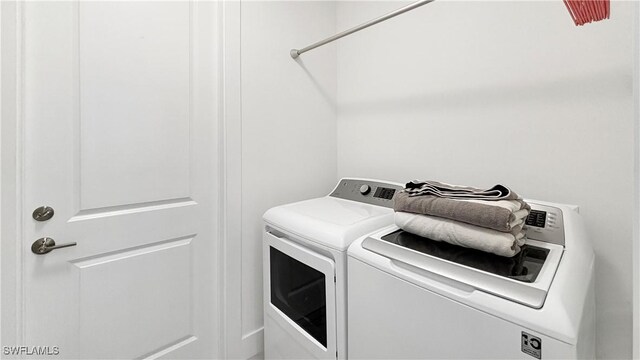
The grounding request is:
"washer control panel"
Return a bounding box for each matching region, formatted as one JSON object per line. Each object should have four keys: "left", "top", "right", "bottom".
{"left": 523, "top": 204, "right": 565, "bottom": 246}
{"left": 330, "top": 179, "right": 402, "bottom": 208}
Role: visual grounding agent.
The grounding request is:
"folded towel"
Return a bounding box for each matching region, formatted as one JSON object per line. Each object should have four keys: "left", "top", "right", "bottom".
{"left": 395, "top": 211, "right": 526, "bottom": 257}
{"left": 394, "top": 191, "right": 531, "bottom": 233}
{"left": 404, "top": 180, "right": 520, "bottom": 201}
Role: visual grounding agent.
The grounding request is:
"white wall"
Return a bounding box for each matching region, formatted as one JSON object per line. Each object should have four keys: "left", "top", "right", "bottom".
{"left": 633, "top": 3, "right": 639, "bottom": 359}
{"left": 337, "top": 1, "right": 634, "bottom": 358}
{"left": 231, "top": 1, "right": 337, "bottom": 357}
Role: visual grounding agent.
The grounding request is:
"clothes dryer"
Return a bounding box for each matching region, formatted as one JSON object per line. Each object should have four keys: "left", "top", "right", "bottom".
{"left": 263, "top": 178, "right": 402, "bottom": 360}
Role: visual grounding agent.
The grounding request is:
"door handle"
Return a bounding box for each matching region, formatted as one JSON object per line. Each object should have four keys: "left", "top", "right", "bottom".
{"left": 31, "top": 237, "right": 77, "bottom": 255}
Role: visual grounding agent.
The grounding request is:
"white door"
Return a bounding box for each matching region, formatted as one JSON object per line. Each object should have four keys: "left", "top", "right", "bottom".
{"left": 21, "top": 2, "right": 218, "bottom": 359}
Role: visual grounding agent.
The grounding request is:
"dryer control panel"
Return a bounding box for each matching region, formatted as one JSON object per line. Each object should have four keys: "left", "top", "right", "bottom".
{"left": 523, "top": 203, "right": 565, "bottom": 246}
{"left": 329, "top": 179, "right": 403, "bottom": 208}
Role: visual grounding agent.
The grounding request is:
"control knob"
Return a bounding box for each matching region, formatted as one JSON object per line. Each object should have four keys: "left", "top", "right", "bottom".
{"left": 359, "top": 185, "right": 371, "bottom": 195}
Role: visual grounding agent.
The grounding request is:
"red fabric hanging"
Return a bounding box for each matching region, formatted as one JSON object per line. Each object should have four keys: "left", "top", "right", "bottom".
{"left": 563, "top": 0, "right": 610, "bottom": 26}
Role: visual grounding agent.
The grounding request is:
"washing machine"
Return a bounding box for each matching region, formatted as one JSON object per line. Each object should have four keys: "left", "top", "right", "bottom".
{"left": 347, "top": 200, "right": 595, "bottom": 359}
{"left": 263, "top": 178, "right": 402, "bottom": 360}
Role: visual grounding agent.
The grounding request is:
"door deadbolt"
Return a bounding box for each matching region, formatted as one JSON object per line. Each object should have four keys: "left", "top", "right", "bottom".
{"left": 31, "top": 237, "right": 76, "bottom": 255}
{"left": 32, "top": 206, "right": 54, "bottom": 221}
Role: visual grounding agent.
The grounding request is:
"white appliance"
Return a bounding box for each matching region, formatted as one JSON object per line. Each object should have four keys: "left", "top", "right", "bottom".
{"left": 347, "top": 200, "right": 595, "bottom": 359}
{"left": 263, "top": 178, "right": 402, "bottom": 360}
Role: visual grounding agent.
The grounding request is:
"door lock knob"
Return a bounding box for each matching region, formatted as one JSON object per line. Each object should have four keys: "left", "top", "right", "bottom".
{"left": 32, "top": 206, "right": 55, "bottom": 221}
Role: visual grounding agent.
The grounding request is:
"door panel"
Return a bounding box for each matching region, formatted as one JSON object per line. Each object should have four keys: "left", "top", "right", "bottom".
{"left": 22, "top": 2, "right": 218, "bottom": 358}
{"left": 74, "top": 237, "right": 193, "bottom": 359}
{"left": 78, "top": 2, "right": 191, "bottom": 209}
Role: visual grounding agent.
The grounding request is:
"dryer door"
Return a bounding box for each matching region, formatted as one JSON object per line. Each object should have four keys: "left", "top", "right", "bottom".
{"left": 264, "top": 231, "right": 337, "bottom": 360}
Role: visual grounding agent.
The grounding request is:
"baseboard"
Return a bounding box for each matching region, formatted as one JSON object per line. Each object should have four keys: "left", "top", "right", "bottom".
{"left": 241, "top": 327, "right": 264, "bottom": 360}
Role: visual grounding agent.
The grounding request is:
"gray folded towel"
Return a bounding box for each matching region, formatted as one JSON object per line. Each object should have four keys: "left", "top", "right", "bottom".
{"left": 404, "top": 180, "right": 520, "bottom": 200}
{"left": 394, "top": 191, "right": 531, "bottom": 233}
{"left": 395, "top": 211, "right": 526, "bottom": 257}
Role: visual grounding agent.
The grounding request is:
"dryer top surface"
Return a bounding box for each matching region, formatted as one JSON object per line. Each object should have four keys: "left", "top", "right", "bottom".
{"left": 264, "top": 196, "right": 394, "bottom": 251}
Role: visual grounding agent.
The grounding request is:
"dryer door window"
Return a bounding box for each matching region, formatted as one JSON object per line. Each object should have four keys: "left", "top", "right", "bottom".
{"left": 270, "top": 246, "right": 327, "bottom": 347}
{"left": 264, "top": 230, "right": 337, "bottom": 358}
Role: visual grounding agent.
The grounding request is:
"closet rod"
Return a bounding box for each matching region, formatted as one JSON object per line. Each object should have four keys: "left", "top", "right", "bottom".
{"left": 290, "top": 0, "right": 435, "bottom": 59}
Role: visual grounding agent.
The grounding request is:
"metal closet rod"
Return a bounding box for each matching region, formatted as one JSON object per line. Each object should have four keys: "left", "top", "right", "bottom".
{"left": 290, "top": 0, "right": 436, "bottom": 59}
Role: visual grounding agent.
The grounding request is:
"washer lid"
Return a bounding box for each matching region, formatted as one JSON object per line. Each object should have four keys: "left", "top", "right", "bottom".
{"left": 359, "top": 226, "right": 564, "bottom": 308}
{"left": 263, "top": 196, "right": 394, "bottom": 251}
{"left": 381, "top": 230, "right": 551, "bottom": 283}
